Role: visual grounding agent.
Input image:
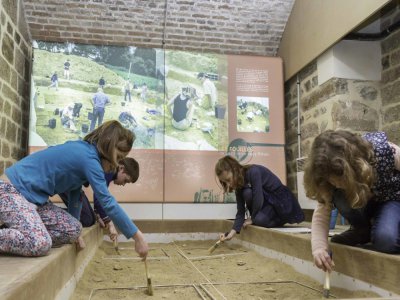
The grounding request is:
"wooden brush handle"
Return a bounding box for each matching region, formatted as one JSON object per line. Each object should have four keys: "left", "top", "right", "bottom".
{"left": 144, "top": 259, "right": 149, "bottom": 278}
{"left": 324, "top": 271, "right": 330, "bottom": 289}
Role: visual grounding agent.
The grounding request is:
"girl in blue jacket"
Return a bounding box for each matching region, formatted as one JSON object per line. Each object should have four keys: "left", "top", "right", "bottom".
{"left": 215, "top": 155, "right": 304, "bottom": 241}
{"left": 0, "top": 120, "right": 148, "bottom": 258}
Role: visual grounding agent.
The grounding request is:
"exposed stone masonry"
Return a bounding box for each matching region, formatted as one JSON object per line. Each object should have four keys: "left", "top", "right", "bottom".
{"left": 381, "top": 23, "right": 400, "bottom": 143}
{"left": 284, "top": 3, "right": 400, "bottom": 198}
{"left": 284, "top": 61, "right": 383, "bottom": 195}
{"left": 0, "top": 0, "right": 32, "bottom": 174}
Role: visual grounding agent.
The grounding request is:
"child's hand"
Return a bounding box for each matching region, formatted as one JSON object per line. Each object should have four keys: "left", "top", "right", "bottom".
{"left": 75, "top": 236, "right": 86, "bottom": 250}
{"left": 133, "top": 230, "right": 149, "bottom": 259}
{"left": 96, "top": 214, "right": 106, "bottom": 228}
{"left": 220, "top": 230, "right": 235, "bottom": 241}
{"left": 219, "top": 233, "right": 228, "bottom": 241}
{"left": 313, "top": 248, "right": 334, "bottom": 272}
{"left": 108, "top": 221, "right": 118, "bottom": 241}
{"left": 243, "top": 219, "right": 253, "bottom": 228}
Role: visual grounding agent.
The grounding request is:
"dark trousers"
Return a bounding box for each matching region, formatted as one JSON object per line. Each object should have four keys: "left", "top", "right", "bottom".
{"left": 252, "top": 204, "right": 284, "bottom": 228}
{"left": 59, "top": 191, "right": 96, "bottom": 227}
{"left": 90, "top": 107, "right": 105, "bottom": 132}
{"left": 332, "top": 189, "right": 373, "bottom": 228}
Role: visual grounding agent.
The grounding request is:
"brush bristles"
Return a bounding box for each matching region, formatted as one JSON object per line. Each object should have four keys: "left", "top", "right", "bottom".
{"left": 323, "top": 289, "right": 329, "bottom": 298}
{"left": 208, "top": 244, "right": 218, "bottom": 254}
{"left": 147, "top": 277, "right": 153, "bottom": 296}
{"left": 208, "top": 240, "right": 221, "bottom": 254}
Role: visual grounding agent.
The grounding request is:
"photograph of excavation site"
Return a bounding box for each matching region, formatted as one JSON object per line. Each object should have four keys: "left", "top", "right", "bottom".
{"left": 1, "top": 1, "right": 400, "bottom": 300}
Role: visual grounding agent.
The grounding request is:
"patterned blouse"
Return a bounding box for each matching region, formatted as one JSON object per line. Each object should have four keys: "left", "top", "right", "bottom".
{"left": 363, "top": 131, "right": 400, "bottom": 202}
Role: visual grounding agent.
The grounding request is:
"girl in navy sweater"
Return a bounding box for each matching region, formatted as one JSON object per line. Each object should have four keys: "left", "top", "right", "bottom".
{"left": 215, "top": 155, "right": 304, "bottom": 241}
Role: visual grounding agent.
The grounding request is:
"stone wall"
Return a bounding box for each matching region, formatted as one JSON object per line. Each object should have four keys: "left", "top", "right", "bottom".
{"left": 0, "top": 0, "right": 32, "bottom": 174}
{"left": 284, "top": 61, "right": 383, "bottom": 194}
{"left": 381, "top": 27, "right": 400, "bottom": 143}
{"left": 285, "top": 30, "right": 400, "bottom": 199}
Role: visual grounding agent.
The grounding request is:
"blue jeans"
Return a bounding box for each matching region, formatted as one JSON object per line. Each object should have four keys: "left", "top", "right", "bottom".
{"left": 371, "top": 201, "right": 400, "bottom": 253}
{"left": 90, "top": 107, "right": 105, "bottom": 131}
{"left": 333, "top": 189, "right": 400, "bottom": 253}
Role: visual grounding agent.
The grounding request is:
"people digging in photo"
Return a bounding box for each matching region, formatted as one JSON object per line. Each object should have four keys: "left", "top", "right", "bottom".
{"left": 216, "top": 155, "right": 305, "bottom": 242}
{"left": 119, "top": 111, "right": 137, "bottom": 130}
{"left": 0, "top": 120, "right": 148, "bottom": 258}
{"left": 48, "top": 71, "right": 58, "bottom": 91}
{"left": 59, "top": 157, "right": 140, "bottom": 242}
{"left": 304, "top": 130, "right": 400, "bottom": 272}
{"left": 197, "top": 72, "right": 217, "bottom": 110}
{"left": 167, "top": 87, "right": 196, "bottom": 131}
{"left": 60, "top": 103, "right": 78, "bottom": 132}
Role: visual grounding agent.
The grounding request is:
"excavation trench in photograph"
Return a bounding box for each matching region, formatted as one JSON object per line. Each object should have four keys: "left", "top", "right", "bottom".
{"left": 72, "top": 240, "right": 379, "bottom": 300}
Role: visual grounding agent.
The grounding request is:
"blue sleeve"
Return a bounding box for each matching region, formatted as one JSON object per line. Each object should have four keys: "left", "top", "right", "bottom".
{"left": 84, "top": 162, "right": 138, "bottom": 239}
{"left": 93, "top": 172, "right": 114, "bottom": 222}
{"left": 232, "top": 191, "right": 246, "bottom": 233}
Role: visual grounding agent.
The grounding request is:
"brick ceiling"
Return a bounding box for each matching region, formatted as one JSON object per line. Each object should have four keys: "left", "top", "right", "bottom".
{"left": 21, "top": 0, "right": 295, "bottom": 56}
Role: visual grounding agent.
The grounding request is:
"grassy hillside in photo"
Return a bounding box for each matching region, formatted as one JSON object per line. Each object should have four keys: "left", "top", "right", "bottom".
{"left": 32, "top": 50, "right": 163, "bottom": 147}
{"left": 31, "top": 47, "right": 229, "bottom": 151}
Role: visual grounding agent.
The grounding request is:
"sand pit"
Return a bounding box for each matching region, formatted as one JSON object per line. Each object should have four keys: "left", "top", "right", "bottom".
{"left": 72, "top": 240, "right": 379, "bottom": 299}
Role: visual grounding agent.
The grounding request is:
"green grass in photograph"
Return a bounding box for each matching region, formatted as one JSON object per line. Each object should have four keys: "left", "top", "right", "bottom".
{"left": 32, "top": 47, "right": 229, "bottom": 151}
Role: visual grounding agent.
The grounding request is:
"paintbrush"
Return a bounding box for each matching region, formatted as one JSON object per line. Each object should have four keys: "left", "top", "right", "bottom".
{"left": 208, "top": 232, "right": 229, "bottom": 254}
{"left": 144, "top": 259, "right": 154, "bottom": 296}
{"left": 323, "top": 270, "right": 330, "bottom": 298}
{"left": 323, "top": 250, "right": 333, "bottom": 298}
{"left": 113, "top": 239, "right": 120, "bottom": 255}
{"left": 208, "top": 239, "right": 222, "bottom": 254}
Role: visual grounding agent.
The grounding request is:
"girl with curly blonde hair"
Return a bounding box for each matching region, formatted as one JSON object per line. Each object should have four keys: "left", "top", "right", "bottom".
{"left": 304, "top": 130, "right": 400, "bottom": 272}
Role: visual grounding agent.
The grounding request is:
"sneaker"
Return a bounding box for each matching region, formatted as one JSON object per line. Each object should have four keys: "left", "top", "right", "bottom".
{"left": 331, "top": 226, "right": 370, "bottom": 246}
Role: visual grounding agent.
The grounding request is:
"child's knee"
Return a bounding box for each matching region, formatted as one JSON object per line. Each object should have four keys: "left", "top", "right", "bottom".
{"left": 29, "top": 233, "right": 52, "bottom": 256}
{"left": 372, "top": 230, "right": 399, "bottom": 253}
{"left": 70, "top": 220, "right": 82, "bottom": 241}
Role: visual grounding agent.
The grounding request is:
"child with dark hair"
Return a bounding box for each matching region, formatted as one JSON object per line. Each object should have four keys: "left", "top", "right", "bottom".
{"left": 304, "top": 130, "right": 400, "bottom": 272}
{"left": 59, "top": 157, "right": 140, "bottom": 241}
{"left": 215, "top": 156, "right": 304, "bottom": 242}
